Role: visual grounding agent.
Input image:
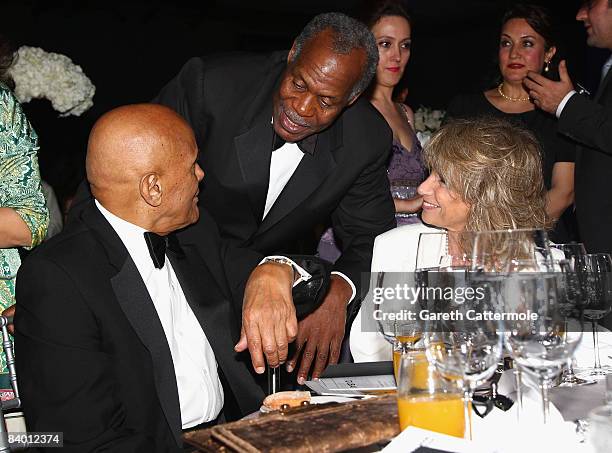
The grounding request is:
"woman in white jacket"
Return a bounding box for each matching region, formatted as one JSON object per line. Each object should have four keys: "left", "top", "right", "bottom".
{"left": 350, "top": 117, "right": 550, "bottom": 361}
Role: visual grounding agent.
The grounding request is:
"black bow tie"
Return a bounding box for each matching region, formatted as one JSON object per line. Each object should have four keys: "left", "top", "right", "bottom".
{"left": 143, "top": 232, "right": 184, "bottom": 269}
{"left": 272, "top": 132, "right": 318, "bottom": 155}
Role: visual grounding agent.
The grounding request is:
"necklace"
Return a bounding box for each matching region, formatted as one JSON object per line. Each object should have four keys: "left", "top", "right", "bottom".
{"left": 497, "top": 83, "right": 530, "bottom": 102}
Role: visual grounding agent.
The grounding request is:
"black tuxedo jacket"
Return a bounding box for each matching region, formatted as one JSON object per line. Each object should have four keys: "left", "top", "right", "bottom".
{"left": 154, "top": 51, "right": 396, "bottom": 295}
{"left": 559, "top": 63, "right": 612, "bottom": 254}
{"left": 14, "top": 201, "right": 325, "bottom": 452}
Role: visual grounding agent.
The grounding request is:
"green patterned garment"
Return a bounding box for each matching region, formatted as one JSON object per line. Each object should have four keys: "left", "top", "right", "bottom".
{"left": 0, "top": 82, "right": 48, "bottom": 313}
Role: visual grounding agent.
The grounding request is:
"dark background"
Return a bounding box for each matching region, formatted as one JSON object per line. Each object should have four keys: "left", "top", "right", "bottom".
{"left": 2, "top": 0, "right": 608, "bottom": 208}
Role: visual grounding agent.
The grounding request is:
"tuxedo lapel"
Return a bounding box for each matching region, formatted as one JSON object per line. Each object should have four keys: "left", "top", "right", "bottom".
{"left": 80, "top": 202, "right": 183, "bottom": 447}
{"left": 110, "top": 261, "right": 183, "bottom": 446}
{"left": 233, "top": 65, "right": 284, "bottom": 222}
{"left": 234, "top": 113, "right": 274, "bottom": 222}
{"left": 257, "top": 118, "right": 342, "bottom": 234}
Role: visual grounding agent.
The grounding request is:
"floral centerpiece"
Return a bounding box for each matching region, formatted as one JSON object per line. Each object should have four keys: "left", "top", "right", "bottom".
{"left": 414, "top": 106, "right": 445, "bottom": 146}
{"left": 7, "top": 46, "right": 95, "bottom": 116}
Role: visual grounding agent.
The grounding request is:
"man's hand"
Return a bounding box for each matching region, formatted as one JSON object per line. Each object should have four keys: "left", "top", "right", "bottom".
{"left": 1, "top": 305, "right": 15, "bottom": 335}
{"left": 524, "top": 60, "right": 574, "bottom": 115}
{"left": 234, "top": 262, "right": 297, "bottom": 374}
{"left": 286, "top": 275, "right": 352, "bottom": 384}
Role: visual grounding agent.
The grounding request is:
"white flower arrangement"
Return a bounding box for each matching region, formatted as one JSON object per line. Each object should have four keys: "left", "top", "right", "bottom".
{"left": 414, "top": 106, "right": 446, "bottom": 147}
{"left": 7, "top": 46, "right": 95, "bottom": 116}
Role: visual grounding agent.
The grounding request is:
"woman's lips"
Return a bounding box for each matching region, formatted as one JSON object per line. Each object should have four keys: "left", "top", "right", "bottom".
{"left": 422, "top": 201, "right": 440, "bottom": 210}
{"left": 507, "top": 63, "right": 525, "bottom": 69}
{"left": 386, "top": 67, "right": 400, "bottom": 73}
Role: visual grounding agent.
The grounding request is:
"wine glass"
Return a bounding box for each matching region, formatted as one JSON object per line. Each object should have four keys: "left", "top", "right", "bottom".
{"left": 391, "top": 178, "right": 420, "bottom": 219}
{"left": 471, "top": 228, "right": 553, "bottom": 420}
{"left": 472, "top": 229, "right": 553, "bottom": 273}
{"left": 416, "top": 232, "right": 449, "bottom": 271}
{"left": 548, "top": 243, "right": 594, "bottom": 387}
{"left": 422, "top": 269, "right": 504, "bottom": 439}
{"left": 503, "top": 272, "right": 583, "bottom": 423}
{"left": 575, "top": 253, "right": 612, "bottom": 380}
{"left": 417, "top": 231, "right": 475, "bottom": 271}
{"left": 372, "top": 271, "right": 423, "bottom": 372}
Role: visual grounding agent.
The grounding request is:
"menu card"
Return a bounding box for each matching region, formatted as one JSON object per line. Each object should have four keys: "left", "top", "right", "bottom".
{"left": 305, "top": 361, "right": 396, "bottom": 395}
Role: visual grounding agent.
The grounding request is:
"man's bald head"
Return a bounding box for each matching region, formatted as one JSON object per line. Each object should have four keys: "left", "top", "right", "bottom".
{"left": 87, "top": 104, "right": 192, "bottom": 200}
{"left": 87, "top": 104, "right": 204, "bottom": 234}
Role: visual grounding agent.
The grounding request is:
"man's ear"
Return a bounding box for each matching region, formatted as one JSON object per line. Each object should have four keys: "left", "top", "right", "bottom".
{"left": 140, "top": 173, "right": 162, "bottom": 207}
{"left": 288, "top": 40, "right": 297, "bottom": 63}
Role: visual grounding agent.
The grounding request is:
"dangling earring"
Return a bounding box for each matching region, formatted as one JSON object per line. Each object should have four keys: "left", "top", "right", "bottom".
{"left": 544, "top": 60, "right": 550, "bottom": 73}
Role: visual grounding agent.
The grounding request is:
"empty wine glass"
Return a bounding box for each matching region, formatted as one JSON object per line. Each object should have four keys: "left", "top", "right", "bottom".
{"left": 417, "top": 231, "right": 475, "bottom": 272}
{"left": 416, "top": 232, "right": 449, "bottom": 271}
{"left": 575, "top": 253, "right": 612, "bottom": 380}
{"left": 422, "top": 269, "right": 504, "bottom": 439}
{"left": 548, "top": 243, "right": 594, "bottom": 387}
{"left": 472, "top": 229, "right": 553, "bottom": 273}
{"left": 503, "top": 272, "right": 583, "bottom": 423}
{"left": 471, "top": 228, "right": 553, "bottom": 420}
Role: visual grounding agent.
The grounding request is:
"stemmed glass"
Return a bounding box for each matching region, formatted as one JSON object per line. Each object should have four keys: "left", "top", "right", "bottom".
{"left": 416, "top": 232, "right": 450, "bottom": 271}
{"left": 548, "top": 243, "right": 594, "bottom": 387}
{"left": 575, "top": 253, "right": 612, "bottom": 379}
{"left": 373, "top": 271, "right": 423, "bottom": 374}
{"left": 421, "top": 269, "right": 504, "bottom": 439}
{"left": 472, "top": 229, "right": 553, "bottom": 273}
{"left": 503, "top": 272, "right": 583, "bottom": 423}
{"left": 471, "top": 228, "right": 553, "bottom": 420}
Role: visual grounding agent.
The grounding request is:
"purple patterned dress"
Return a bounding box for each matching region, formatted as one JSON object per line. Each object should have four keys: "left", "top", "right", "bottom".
{"left": 317, "top": 112, "right": 426, "bottom": 263}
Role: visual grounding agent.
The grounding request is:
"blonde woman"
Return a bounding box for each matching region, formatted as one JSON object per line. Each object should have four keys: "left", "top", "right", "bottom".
{"left": 350, "top": 117, "right": 549, "bottom": 361}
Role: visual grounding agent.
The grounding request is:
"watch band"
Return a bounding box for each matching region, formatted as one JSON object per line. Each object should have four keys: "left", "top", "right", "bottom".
{"left": 260, "top": 257, "right": 297, "bottom": 282}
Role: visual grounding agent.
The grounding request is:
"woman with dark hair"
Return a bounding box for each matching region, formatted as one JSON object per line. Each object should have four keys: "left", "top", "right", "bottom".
{"left": 317, "top": 0, "right": 426, "bottom": 262}
{"left": 0, "top": 35, "right": 48, "bottom": 331}
{"left": 446, "top": 3, "right": 576, "bottom": 242}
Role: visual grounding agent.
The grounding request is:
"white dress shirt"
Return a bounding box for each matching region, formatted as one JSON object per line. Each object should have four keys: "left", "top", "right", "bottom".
{"left": 264, "top": 141, "right": 304, "bottom": 218}
{"left": 95, "top": 200, "right": 223, "bottom": 429}
{"left": 265, "top": 125, "right": 356, "bottom": 301}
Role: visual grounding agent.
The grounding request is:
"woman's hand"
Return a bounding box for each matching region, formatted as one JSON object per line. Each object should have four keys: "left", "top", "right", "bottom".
{"left": 2, "top": 305, "right": 15, "bottom": 335}
{"left": 393, "top": 195, "right": 423, "bottom": 214}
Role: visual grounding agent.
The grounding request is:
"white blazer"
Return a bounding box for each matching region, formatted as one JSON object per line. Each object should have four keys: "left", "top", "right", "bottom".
{"left": 349, "top": 223, "right": 444, "bottom": 362}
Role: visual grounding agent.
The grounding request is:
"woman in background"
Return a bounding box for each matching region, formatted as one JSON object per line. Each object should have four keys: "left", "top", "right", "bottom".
{"left": 446, "top": 3, "right": 575, "bottom": 243}
{"left": 318, "top": 0, "right": 426, "bottom": 263}
{"left": 0, "top": 36, "right": 48, "bottom": 332}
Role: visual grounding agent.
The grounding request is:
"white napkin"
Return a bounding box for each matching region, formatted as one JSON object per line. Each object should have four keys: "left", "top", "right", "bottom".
{"left": 573, "top": 327, "right": 612, "bottom": 370}
{"left": 474, "top": 369, "right": 593, "bottom": 453}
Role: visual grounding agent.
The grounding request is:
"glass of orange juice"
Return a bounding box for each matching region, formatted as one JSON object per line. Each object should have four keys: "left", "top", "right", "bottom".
{"left": 396, "top": 351, "right": 465, "bottom": 438}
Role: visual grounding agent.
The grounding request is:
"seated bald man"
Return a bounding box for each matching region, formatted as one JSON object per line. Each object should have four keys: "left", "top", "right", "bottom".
{"left": 14, "top": 104, "right": 328, "bottom": 452}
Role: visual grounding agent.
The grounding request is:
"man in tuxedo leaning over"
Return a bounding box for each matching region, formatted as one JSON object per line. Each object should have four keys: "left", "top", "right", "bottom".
{"left": 154, "top": 12, "right": 396, "bottom": 383}
{"left": 14, "top": 104, "right": 329, "bottom": 452}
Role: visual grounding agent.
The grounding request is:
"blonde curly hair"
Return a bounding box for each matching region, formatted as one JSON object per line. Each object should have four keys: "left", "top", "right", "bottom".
{"left": 423, "top": 117, "right": 550, "bottom": 232}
